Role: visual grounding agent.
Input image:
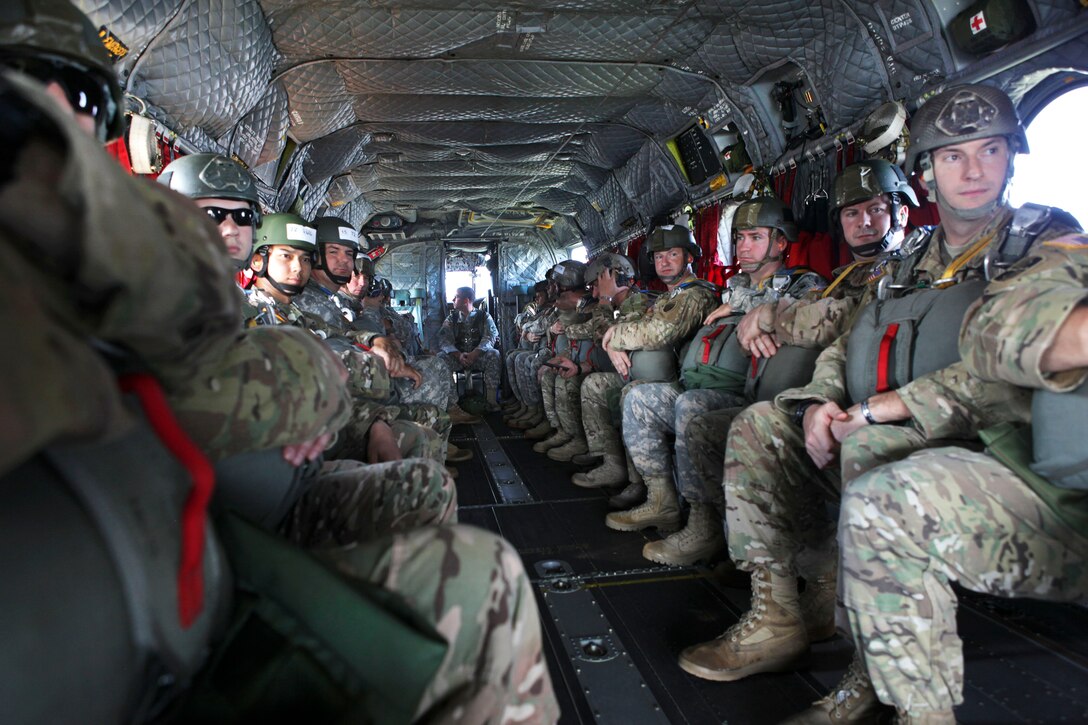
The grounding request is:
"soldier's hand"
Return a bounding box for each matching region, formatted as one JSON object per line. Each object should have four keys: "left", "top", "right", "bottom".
{"left": 465, "top": 349, "right": 481, "bottom": 365}
{"left": 602, "top": 326, "right": 615, "bottom": 350}
{"left": 830, "top": 406, "right": 868, "bottom": 444}
{"left": 526, "top": 331, "right": 542, "bottom": 343}
{"left": 803, "top": 401, "right": 849, "bottom": 470}
{"left": 737, "top": 305, "right": 778, "bottom": 355}
{"left": 608, "top": 348, "right": 631, "bottom": 377}
{"left": 557, "top": 357, "right": 580, "bottom": 379}
{"left": 282, "top": 432, "right": 334, "bottom": 466}
{"left": 550, "top": 320, "right": 564, "bottom": 335}
{"left": 703, "top": 302, "right": 733, "bottom": 326}
{"left": 400, "top": 364, "right": 423, "bottom": 388}
{"left": 370, "top": 335, "right": 406, "bottom": 376}
{"left": 367, "top": 420, "right": 402, "bottom": 463}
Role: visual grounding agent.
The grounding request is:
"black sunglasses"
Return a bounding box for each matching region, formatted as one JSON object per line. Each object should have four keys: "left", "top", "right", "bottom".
{"left": 3, "top": 55, "right": 114, "bottom": 139}
{"left": 203, "top": 206, "right": 256, "bottom": 227}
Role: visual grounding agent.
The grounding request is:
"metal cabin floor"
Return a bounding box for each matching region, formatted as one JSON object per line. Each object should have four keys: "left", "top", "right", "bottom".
{"left": 451, "top": 415, "right": 1088, "bottom": 724}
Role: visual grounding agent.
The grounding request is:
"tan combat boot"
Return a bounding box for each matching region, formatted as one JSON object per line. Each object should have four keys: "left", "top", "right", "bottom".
{"left": 605, "top": 476, "right": 681, "bottom": 532}
{"left": 547, "top": 437, "right": 589, "bottom": 462}
{"left": 448, "top": 404, "right": 481, "bottom": 425}
{"left": 445, "top": 442, "right": 473, "bottom": 463}
{"left": 533, "top": 430, "right": 571, "bottom": 453}
{"left": 800, "top": 574, "right": 837, "bottom": 642}
{"left": 523, "top": 419, "right": 554, "bottom": 439}
{"left": 893, "top": 711, "right": 956, "bottom": 724}
{"left": 484, "top": 384, "right": 501, "bottom": 412}
{"left": 571, "top": 454, "right": 628, "bottom": 488}
{"left": 608, "top": 481, "right": 646, "bottom": 509}
{"left": 778, "top": 651, "right": 891, "bottom": 724}
{"left": 678, "top": 567, "right": 809, "bottom": 681}
{"left": 642, "top": 502, "right": 725, "bottom": 565}
{"left": 503, "top": 402, "right": 527, "bottom": 423}
{"left": 510, "top": 406, "right": 544, "bottom": 429}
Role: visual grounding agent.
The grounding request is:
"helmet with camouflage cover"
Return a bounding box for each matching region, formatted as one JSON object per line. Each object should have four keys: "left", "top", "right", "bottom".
{"left": 905, "top": 83, "right": 1027, "bottom": 220}
{"left": 587, "top": 253, "right": 636, "bottom": 286}
{"left": 829, "top": 159, "right": 918, "bottom": 257}
{"left": 551, "top": 260, "right": 587, "bottom": 291}
{"left": 312, "top": 216, "right": 361, "bottom": 286}
{"left": 646, "top": 225, "right": 700, "bottom": 258}
{"left": 0, "top": 0, "right": 123, "bottom": 141}
{"left": 733, "top": 197, "right": 798, "bottom": 243}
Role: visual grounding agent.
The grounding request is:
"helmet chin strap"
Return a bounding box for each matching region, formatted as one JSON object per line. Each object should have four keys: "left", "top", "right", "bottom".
{"left": 316, "top": 246, "right": 353, "bottom": 286}
{"left": 250, "top": 250, "right": 306, "bottom": 297}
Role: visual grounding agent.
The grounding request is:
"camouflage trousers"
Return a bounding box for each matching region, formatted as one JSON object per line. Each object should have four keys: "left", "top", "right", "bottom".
{"left": 440, "top": 348, "right": 502, "bottom": 398}
{"left": 280, "top": 457, "right": 457, "bottom": 549}
{"left": 332, "top": 408, "right": 445, "bottom": 464}
{"left": 580, "top": 372, "right": 625, "bottom": 455}
{"left": 514, "top": 348, "right": 551, "bottom": 405}
{"left": 725, "top": 401, "right": 950, "bottom": 579}
{"left": 623, "top": 384, "right": 746, "bottom": 506}
{"left": 505, "top": 350, "right": 528, "bottom": 401}
{"left": 319, "top": 524, "right": 560, "bottom": 724}
{"left": 541, "top": 366, "right": 559, "bottom": 427}
{"left": 395, "top": 355, "right": 454, "bottom": 411}
{"left": 684, "top": 404, "right": 747, "bottom": 508}
{"left": 840, "top": 447, "right": 1088, "bottom": 714}
{"left": 555, "top": 373, "right": 586, "bottom": 439}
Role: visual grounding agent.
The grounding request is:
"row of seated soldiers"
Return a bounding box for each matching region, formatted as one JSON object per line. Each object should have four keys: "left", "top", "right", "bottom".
{"left": 0, "top": 2, "right": 558, "bottom": 721}
{"left": 504, "top": 83, "right": 1088, "bottom": 724}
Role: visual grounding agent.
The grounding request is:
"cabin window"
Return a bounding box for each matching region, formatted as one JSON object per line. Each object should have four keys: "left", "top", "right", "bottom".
{"left": 567, "top": 245, "right": 588, "bottom": 263}
{"left": 445, "top": 262, "right": 493, "bottom": 303}
{"left": 1009, "top": 85, "right": 1088, "bottom": 228}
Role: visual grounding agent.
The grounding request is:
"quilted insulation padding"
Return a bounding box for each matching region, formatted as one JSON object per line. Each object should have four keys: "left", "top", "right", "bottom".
{"left": 846, "top": 0, "right": 951, "bottom": 103}
{"left": 228, "top": 81, "right": 290, "bottom": 169}
{"left": 591, "top": 175, "right": 640, "bottom": 239}
{"left": 615, "top": 141, "right": 688, "bottom": 222}
{"left": 373, "top": 241, "right": 446, "bottom": 345}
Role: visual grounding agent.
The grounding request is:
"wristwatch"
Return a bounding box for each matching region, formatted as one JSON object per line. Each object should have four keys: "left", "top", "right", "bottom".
{"left": 792, "top": 400, "right": 820, "bottom": 427}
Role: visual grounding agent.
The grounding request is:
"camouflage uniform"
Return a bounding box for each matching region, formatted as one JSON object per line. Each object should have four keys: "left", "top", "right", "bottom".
{"left": 506, "top": 304, "right": 553, "bottom": 403}
{"left": 383, "top": 303, "right": 424, "bottom": 356}
{"left": 245, "top": 287, "right": 446, "bottom": 463}
{"left": 550, "top": 298, "right": 619, "bottom": 438}
{"left": 840, "top": 236, "right": 1088, "bottom": 716}
{"left": 727, "top": 208, "right": 1073, "bottom": 581}
{"left": 1, "top": 75, "right": 558, "bottom": 724}
{"left": 294, "top": 280, "right": 453, "bottom": 413}
{"left": 624, "top": 269, "right": 825, "bottom": 505}
{"left": 684, "top": 259, "right": 890, "bottom": 505}
{"left": 513, "top": 307, "right": 559, "bottom": 406}
{"left": 581, "top": 276, "right": 717, "bottom": 458}
{"left": 438, "top": 307, "right": 502, "bottom": 393}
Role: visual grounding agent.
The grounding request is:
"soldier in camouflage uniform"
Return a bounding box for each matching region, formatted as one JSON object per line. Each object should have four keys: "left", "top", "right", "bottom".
{"left": 674, "top": 165, "right": 919, "bottom": 570}
{"left": 438, "top": 286, "right": 502, "bottom": 410}
{"left": 529, "top": 261, "right": 591, "bottom": 458}
{"left": 0, "top": 13, "right": 559, "bottom": 720}
{"left": 504, "top": 281, "right": 554, "bottom": 420}
{"left": 508, "top": 282, "right": 562, "bottom": 429}
{"left": 241, "top": 213, "right": 446, "bottom": 464}
{"left": 836, "top": 241, "right": 1088, "bottom": 725}
{"left": 619, "top": 198, "right": 826, "bottom": 555}
{"left": 573, "top": 226, "right": 718, "bottom": 495}
{"left": 679, "top": 87, "right": 1079, "bottom": 719}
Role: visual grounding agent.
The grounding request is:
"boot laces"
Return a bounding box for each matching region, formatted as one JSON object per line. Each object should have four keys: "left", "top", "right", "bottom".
{"left": 728, "top": 570, "right": 771, "bottom": 641}
{"left": 818, "top": 654, "right": 870, "bottom": 712}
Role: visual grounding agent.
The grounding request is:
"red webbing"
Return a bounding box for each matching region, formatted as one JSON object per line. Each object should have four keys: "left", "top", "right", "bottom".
{"left": 876, "top": 323, "right": 900, "bottom": 393}
{"left": 118, "top": 373, "right": 214, "bottom": 628}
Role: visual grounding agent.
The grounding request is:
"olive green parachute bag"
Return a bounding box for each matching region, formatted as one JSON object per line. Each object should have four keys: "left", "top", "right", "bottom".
{"left": 180, "top": 514, "right": 447, "bottom": 725}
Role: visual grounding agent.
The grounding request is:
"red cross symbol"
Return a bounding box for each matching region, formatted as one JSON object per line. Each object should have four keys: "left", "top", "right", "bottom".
{"left": 970, "top": 12, "right": 987, "bottom": 34}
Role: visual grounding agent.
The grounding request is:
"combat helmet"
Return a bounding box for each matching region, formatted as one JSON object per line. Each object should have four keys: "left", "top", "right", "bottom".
{"left": 159, "top": 154, "right": 261, "bottom": 216}
{"left": 733, "top": 197, "right": 798, "bottom": 243}
{"left": 250, "top": 213, "right": 316, "bottom": 296}
{"left": 0, "top": 0, "right": 123, "bottom": 141}
{"left": 366, "top": 277, "right": 393, "bottom": 299}
{"left": 646, "top": 225, "right": 700, "bottom": 258}
{"left": 829, "top": 159, "right": 918, "bottom": 257}
{"left": 551, "top": 260, "right": 587, "bottom": 291}
{"left": 313, "top": 216, "right": 362, "bottom": 286}
{"left": 587, "top": 253, "right": 637, "bottom": 286}
{"left": 905, "top": 83, "right": 1027, "bottom": 220}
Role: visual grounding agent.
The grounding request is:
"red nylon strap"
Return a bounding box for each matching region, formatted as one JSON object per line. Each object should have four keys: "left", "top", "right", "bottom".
{"left": 750, "top": 354, "right": 759, "bottom": 378}
{"left": 118, "top": 373, "right": 214, "bottom": 629}
{"left": 701, "top": 325, "right": 728, "bottom": 364}
{"left": 876, "top": 323, "right": 900, "bottom": 393}
{"left": 354, "top": 342, "right": 372, "bottom": 352}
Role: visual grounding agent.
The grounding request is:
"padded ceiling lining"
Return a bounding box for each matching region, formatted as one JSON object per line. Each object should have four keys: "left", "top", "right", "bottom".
{"left": 76, "top": 0, "right": 1088, "bottom": 251}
